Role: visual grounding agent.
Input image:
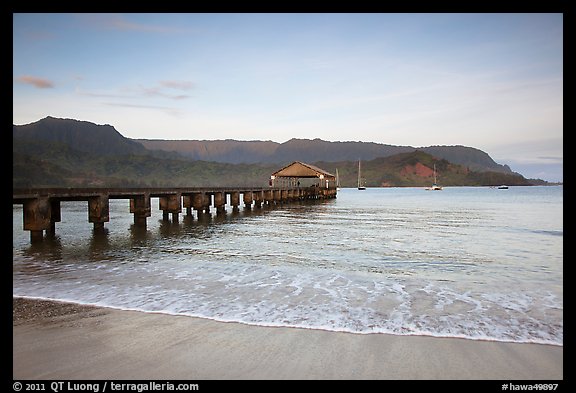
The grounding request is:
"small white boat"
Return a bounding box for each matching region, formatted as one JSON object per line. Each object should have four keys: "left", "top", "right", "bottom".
{"left": 425, "top": 164, "right": 443, "bottom": 190}
{"left": 357, "top": 160, "right": 366, "bottom": 190}
{"left": 497, "top": 185, "right": 509, "bottom": 189}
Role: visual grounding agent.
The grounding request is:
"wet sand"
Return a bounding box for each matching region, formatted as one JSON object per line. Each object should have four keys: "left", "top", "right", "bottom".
{"left": 13, "top": 297, "right": 563, "bottom": 380}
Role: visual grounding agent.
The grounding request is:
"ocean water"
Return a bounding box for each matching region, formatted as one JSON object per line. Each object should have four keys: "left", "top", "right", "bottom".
{"left": 13, "top": 186, "right": 563, "bottom": 345}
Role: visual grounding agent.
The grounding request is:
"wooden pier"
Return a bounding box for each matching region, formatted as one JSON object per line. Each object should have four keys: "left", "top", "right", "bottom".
{"left": 13, "top": 185, "right": 337, "bottom": 242}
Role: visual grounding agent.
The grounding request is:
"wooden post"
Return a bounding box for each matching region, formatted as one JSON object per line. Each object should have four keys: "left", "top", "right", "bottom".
{"left": 159, "top": 193, "right": 182, "bottom": 222}
{"left": 253, "top": 190, "right": 263, "bottom": 208}
{"left": 88, "top": 194, "right": 109, "bottom": 230}
{"left": 273, "top": 189, "right": 281, "bottom": 204}
{"left": 132, "top": 194, "right": 151, "bottom": 227}
{"left": 46, "top": 199, "right": 61, "bottom": 237}
{"left": 264, "top": 189, "right": 273, "bottom": 205}
{"left": 214, "top": 192, "right": 226, "bottom": 215}
{"left": 230, "top": 191, "right": 240, "bottom": 212}
{"left": 183, "top": 195, "right": 193, "bottom": 217}
{"left": 191, "top": 193, "right": 205, "bottom": 219}
{"left": 203, "top": 194, "right": 212, "bottom": 215}
{"left": 243, "top": 191, "right": 253, "bottom": 210}
{"left": 23, "top": 197, "right": 51, "bottom": 242}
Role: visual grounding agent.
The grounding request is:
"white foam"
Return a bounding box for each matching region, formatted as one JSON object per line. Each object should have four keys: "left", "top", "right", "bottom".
{"left": 13, "top": 263, "right": 564, "bottom": 347}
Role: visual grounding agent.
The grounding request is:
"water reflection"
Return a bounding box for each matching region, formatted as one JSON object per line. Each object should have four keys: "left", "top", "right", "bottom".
{"left": 88, "top": 228, "right": 110, "bottom": 258}
{"left": 22, "top": 235, "right": 64, "bottom": 263}
{"left": 128, "top": 224, "right": 151, "bottom": 244}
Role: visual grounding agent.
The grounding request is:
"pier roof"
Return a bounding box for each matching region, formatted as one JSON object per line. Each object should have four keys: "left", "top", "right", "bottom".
{"left": 271, "top": 161, "right": 335, "bottom": 180}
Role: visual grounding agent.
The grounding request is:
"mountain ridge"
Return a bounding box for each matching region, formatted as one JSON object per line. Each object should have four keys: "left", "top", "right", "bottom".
{"left": 136, "top": 137, "right": 512, "bottom": 174}
{"left": 13, "top": 116, "right": 538, "bottom": 188}
{"left": 14, "top": 116, "right": 147, "bottom": 156}
{"left": 14, "top": 116, "right": 512, "bottom": 175}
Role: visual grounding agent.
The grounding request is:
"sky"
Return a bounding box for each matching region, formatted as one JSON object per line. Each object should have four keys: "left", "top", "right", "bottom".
{"left": 13, "top": 13, "right": 563, "bottom": 181}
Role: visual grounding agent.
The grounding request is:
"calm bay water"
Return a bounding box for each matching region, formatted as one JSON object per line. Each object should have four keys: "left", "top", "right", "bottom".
{"left": 13, "top": 186, "right": 563, "bottom": 345}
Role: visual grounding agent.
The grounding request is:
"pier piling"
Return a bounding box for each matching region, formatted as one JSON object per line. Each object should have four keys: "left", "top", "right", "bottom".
{"left": 230, "top": 191, "right": 240, "bottom": 212}
{"left": 214, "top": 192, "right": 226, "bottom": 215}
{"left": 159, "top": 193, "right": 182, "bottom": 222}
{"left": 243, "top": 191, "right": 253, "bottom": 210}
{"left": 88, "top": 195, "right": 109, "bottom": 230}
{"left": 23, "top": 197, "right": 51, "bottom": 242}
{"left": 131, "top": 194, "right": 151, "bottom": 227}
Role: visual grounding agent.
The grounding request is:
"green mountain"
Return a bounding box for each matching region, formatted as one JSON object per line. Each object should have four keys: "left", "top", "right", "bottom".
{"left": 138, "top": 137, "right": 513, "bottom": 174}
{"left": 13, "top": 146, "right": 531, "bottom": 189}
{"left": 317, "top": 151, "right": 530, "bottom": 188}
{"left": 13, "top": 117, "right": 535, "bottom": 188}
{"left": 14, "top": 116, "right": 147, "bottom": 156}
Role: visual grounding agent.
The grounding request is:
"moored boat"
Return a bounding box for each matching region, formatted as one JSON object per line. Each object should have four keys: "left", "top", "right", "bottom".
{"left": 357, "top": 160, "right": 366, "bottom": 190}
{"left": 425, "top": 164, "right": 443, "bottom": 190}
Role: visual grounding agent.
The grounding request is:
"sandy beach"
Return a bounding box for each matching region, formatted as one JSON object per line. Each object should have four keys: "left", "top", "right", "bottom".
{"left": 13, "top": 297, "right": 562, "bottom": 380}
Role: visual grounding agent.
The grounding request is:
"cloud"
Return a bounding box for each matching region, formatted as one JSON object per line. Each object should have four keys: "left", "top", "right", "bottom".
{"left": 141, "top": 86, "right": 190, "bottom": 100}
{"left": 138, "top": 81, "right": 194, "bottom": 100}
{"left": 76, "top": 79, "right": 194, "bottom": 101}
{"left": 160, "top": 80, "right": 195, "bottom": 90}
{"left": 81, "top": 14, "right": 190, "bottom": 34}
{"left": 77, "top": 90, "right": 129, "bottom": 98}
{"left": 15, "top": 75, "right": 54, "bottom": 89}
{"left": 102, "top": 102, "right": 182, "bottom": 116}
{"left": 102, "top": 102, "right": 173, "bottom": 110}
{"left": 537, "top": 156, "right": 563, "bottom": 163}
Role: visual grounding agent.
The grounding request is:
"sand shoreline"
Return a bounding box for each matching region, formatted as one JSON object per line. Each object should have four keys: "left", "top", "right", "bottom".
{"left": 13, "top": 297, "right": 563, "bottom": 380}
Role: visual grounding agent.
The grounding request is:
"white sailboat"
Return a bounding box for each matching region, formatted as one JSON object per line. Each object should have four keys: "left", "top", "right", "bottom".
{"left": 357, "top": 160, "right": 366, "bottom": 190}
{"left": 425, "top": 163, "right": 443, "bottom": 190}
{"left": 336, "top": 168, "right": 341, "bottom": 191}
